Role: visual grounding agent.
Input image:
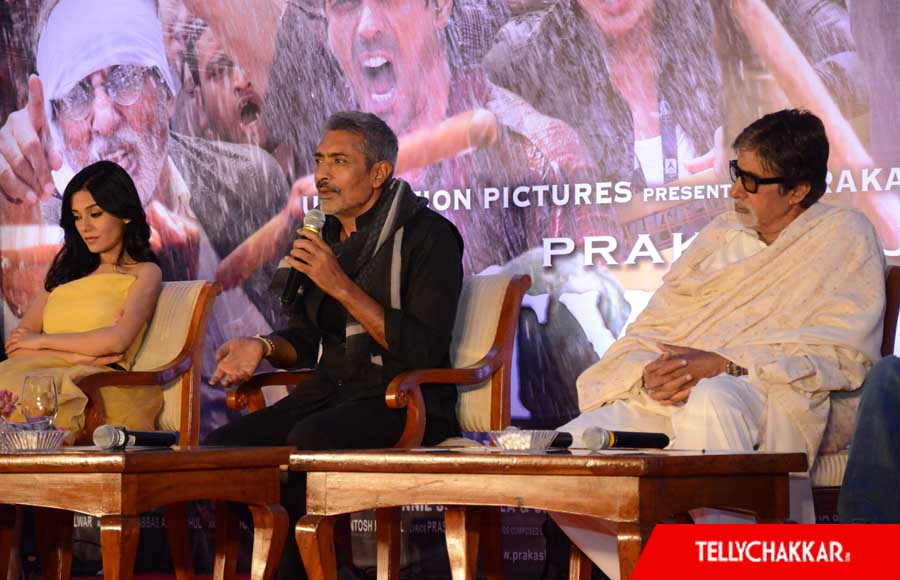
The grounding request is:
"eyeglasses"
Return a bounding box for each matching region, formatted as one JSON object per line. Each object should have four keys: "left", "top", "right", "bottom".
{"left": 729, "top": 160, "right": 785, "bottom": 194}
{"left": 51, "top": 65, "right": 158, "bottom": 121}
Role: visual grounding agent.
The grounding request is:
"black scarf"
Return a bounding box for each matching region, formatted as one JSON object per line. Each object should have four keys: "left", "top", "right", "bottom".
{"left": 327, "top": 179, "right": 427, "bottom": 371}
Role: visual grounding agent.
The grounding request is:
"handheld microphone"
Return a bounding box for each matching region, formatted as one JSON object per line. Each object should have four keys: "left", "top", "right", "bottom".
{"left": 280, "top": 209, "right": 327, "bottom": 305}
{"left": 582, "top": 427, "right": 670, "bottom": 450}
{"left": 550, "top": 431, "right": 573, "bottom": 448}
{"left": 92, "top": 425, "right": 178, "bottom": 450}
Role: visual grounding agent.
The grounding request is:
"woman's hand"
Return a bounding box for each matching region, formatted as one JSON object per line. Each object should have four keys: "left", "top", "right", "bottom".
{"left": 4, "top": 345, "right": 123, "bottom": 367}
{"left": 4, "top": 327, "right": 44, "bottom": 353}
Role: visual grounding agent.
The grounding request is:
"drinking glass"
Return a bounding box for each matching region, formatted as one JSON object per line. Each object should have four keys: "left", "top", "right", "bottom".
{"left": 21, "top": 375, "right": 58, "bottom": 429}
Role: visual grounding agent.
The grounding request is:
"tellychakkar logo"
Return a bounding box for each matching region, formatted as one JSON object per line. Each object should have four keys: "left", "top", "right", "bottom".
{"left": 630, "top": 525, "right": 896, "bottom": 579}
{"left": 694, "top": 538, "right": 849, "bottom": 563}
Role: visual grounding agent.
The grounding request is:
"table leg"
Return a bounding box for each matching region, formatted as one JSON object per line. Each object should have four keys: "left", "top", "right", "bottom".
{"left": 444, "top": 506, "right": 480, "bottom": 580}
{"left": 616, "top": 524, "right": 647, "bottom": 580}
{"left": 248, "top": 504, "right": 288, "bottom": 580}
{"left": 568, "top": 540, "right": 592, "bottom": 580}
{"left": 165, "top": 503, "right": 194, "bottom": 580}
{"left": 375, "top": 508, "right": 400, "bottom": 580}
{"left": 0, "top": 505, "right": 15, "bottom": 580}
{"left": 296, "top": 515, "right": 337, "bottom": 580}
{"left": 213, "top": 502, "right": 240, "bottom": 580}
{"left": 34, "top": 508, "right": 73, "bottom": 580}
{"left": 100, "top": 515, "right": 140, "bottom": 580}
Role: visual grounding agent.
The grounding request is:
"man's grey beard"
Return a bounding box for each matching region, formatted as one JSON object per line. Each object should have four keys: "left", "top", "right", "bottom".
{"left": 60, "top": 88, "right": 170, "bottom": 207}
{"left": 733, "top": 201, "right": 759, "bottom": 228}
{"left": 62, "top": 125, "right": 167, "bottom": 207}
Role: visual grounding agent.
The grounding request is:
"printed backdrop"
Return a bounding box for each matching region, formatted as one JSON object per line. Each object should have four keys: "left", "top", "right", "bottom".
{"left": 1, "top": 0, "right": 898, "bottom": 433}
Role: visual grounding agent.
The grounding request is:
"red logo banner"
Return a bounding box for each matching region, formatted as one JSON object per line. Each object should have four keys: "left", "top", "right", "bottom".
{"left": 632, "top": 524, "right": 896, "bottom": 579}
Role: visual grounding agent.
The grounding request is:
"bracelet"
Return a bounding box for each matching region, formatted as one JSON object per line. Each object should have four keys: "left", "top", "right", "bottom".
{"left": 725, "top": 359, "right": 748, "bottom": 377}
{"left": 253, "top": 334, "right": 275, "bottom": 358}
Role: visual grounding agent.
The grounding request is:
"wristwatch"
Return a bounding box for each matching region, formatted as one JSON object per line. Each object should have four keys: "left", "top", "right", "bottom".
{"left": 725, "top": 359, "right": 748, "bottom": 377}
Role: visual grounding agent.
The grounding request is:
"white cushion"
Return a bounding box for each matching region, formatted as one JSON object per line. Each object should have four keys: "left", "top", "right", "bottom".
{"left": 811, "top": 450, "right": 848, "bottom": 488}
{"left": 452, "top": 274, "right": 513, "bottom": 432}
{"left": 131, "top": 281, "right": 205, "bottom": 431}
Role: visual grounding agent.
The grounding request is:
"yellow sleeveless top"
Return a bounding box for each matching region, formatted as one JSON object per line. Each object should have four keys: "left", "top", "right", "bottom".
{"left": 42, "top": 272, "right": 147, "bottom": 369}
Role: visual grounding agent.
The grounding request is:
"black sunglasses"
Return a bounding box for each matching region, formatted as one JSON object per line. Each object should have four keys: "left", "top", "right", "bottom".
{"left": 729, "top": 160, "right": 785, "bottom": 194}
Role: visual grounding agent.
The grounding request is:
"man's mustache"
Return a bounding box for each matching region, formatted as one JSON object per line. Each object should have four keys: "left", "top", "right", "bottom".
{"left": 316, "top": 180, "right": 340, "bottom": 193}
{"left": 87, "top": 130, "right": 140, "bottom": 163}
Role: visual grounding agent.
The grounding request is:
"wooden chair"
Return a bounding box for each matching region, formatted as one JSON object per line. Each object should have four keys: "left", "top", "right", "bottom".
{"left": 811, "top": 264, "right": 900, "bottom": 519}
{"left": 75, "top": 280, "right": 221, "bottom": 446}
{"left": 28, "top": 280, "right": 220, "bottom": 580}
{"left": 225, "top": 273, "right": 530, "bottom": 579}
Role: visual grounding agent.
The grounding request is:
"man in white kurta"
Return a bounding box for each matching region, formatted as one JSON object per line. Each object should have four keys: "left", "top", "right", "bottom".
{"left": 556, "top": 109, "right": 886, "bottom": 578}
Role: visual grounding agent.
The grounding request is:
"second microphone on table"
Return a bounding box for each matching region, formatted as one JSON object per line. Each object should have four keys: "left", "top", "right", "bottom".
{"left": 280, "top": 208, "right": 327, "bottom": 305}
{"left": 582, "top": 427, "right": 670, "bottom": 450}
{"left": 93, "top": 425, "right": 178, "bottom": 450}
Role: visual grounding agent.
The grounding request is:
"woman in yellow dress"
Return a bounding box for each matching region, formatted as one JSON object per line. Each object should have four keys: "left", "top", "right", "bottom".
{"left": 2, "top": 160, "right": 162, "bottom": 438}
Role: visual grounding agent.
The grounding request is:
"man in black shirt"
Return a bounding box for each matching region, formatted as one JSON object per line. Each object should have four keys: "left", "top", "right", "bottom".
{"left": 206, "top": 111, "right": 464, "bottom": 578}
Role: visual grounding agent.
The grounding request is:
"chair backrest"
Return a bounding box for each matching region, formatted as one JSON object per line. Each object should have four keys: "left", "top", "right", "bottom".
{"left": 452, "top": 274, "right": 530, "bottom": 432}
{"left": 882, "top": 265, "right": 900, "bottom": 356}
{"left": 131, "top": 280, "right": 218, "bottom": 445}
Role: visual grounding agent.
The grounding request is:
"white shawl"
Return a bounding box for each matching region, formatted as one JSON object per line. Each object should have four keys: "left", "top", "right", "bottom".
{"left": 577, "top": 203, "right": 886, "bottom": 459}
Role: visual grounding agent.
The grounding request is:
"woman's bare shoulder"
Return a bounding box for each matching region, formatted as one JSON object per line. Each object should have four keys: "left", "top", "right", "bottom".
{"left": 121, "top": 261, "right": 162, "bottom": 280}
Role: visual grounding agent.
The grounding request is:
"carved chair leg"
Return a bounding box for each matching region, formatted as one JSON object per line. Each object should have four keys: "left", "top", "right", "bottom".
{"left": 375, "top": 508, "right": 401, "bottom": 580}
{"left": 568, "top": 540, "right": 592, "bottom": 580}
{"left": 34, "top": 508, "right": 73, "bottom": 580}
{"left": 296, "top": 514, "right": 337, "bottom": 580}
{"left": 165, "top": 503, "right": 194, "bottom": 580}
{"left": 99, "top": 515, "right": 140, "bottom": 580}
{"left": 444, "top": 506, "right": 480, "bottom": 580}
{"left": 213, "top": 502, "right": 240, "bottom": 580}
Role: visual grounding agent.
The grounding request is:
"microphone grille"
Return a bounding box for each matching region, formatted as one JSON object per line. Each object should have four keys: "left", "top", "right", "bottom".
{"left": 582, "top": 426, "right": 611, "bottom": 450}
{"left": 304, "top": 209, "right": 326, "bottom": 231}
{"left": 92, "top": 424, "right": 123, "bottom": 450}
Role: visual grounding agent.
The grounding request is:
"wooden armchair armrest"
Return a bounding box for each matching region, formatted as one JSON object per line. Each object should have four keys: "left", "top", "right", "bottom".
{"left": 226, "top": 370, "right": 317, "bottom": 413}
{"left": 73, "top": 355, "right": 195, "bottom": 445}
{"left": 385, "top": 349, "right": 503, "bottom": 449}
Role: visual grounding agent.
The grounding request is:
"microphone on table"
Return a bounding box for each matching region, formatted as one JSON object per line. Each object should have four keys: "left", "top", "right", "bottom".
{"left": 280, "top": 208, "right": 327, "bottom": 305}
{"left": 92, "top": 425, "right": 178, "bottom": 450}
{"left": 551, "top": 432, "right": 574, "bottom": 448}
{"left": 582, "top": 427, "right": 670, "bottom": 450}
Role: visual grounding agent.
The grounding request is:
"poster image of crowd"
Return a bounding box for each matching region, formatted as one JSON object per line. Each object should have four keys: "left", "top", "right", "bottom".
{"left": 1, "top": 0, "right": 898, "bottom": 440}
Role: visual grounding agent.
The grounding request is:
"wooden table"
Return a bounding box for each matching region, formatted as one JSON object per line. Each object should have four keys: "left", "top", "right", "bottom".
{"left": 0, "top": 446, "right": 292, "bottom": 580}
{"left": 290, "top": 448, "right": 807, "bottom": 580}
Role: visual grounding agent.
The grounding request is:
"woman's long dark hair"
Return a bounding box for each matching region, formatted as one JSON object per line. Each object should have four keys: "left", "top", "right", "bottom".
{"left": 45, "top": 160, "right": 158, "bottom": 291}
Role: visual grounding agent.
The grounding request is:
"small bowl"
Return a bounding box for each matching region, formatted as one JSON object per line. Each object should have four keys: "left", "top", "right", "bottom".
{"left": 0, "top": 429, "right": 68, "bottom": 452}
{"left": 489, "top": 429, "right": 558, "bottom": 451}
{"left": 2, "top": 419, "right": 51, "bottom": 432}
